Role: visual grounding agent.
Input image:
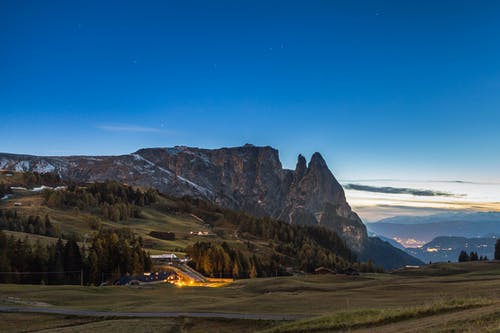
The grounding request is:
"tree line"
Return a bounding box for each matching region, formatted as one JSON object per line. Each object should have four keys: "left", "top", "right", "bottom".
{"left": 166, "top": 196, "right": 361, "bottom": 276}
{"left": 0, "top": 209, "right": 59, "bottom": 237}
{"left": 21, "top": 171, "right": 64, "bottom": 188}
{"left": 0, "top": 228, "right": 151, "bottom": 285}
{"left": 458, "top": 251, "right": 488, "bottom": 262}
{"left": 457, "top": 240, "right": 500, "bottom": 261}
{"left": 1, "top": 171, "right": 64, "bottom": 189}
{"left": 44, "top": 181, "right": 158, "bottom": 222}
{"left": 0, "top": 233, "right": 81, "bottom": 284}
{"left": 0, "top": 182, "right": 11, "bottom": 198}
{"left": 186, "top": 241, "right": 261, "bottom": 278}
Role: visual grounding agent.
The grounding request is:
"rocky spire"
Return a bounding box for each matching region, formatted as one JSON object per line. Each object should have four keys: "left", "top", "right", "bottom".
{"left": 293, "top": 154, "right": 307, "bottom": 181}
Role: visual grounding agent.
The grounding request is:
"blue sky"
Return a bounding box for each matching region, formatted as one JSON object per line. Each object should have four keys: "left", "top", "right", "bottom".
{"left": 1, "top": 1, "right": 500, "bottom": 181}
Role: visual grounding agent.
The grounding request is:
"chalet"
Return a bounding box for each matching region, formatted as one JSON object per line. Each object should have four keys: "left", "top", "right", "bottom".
{"left": 314, "top": 267, "right": 336, "bottom": 275}
{"left": 190, "top": 231, "right": 209, "bottom": 236}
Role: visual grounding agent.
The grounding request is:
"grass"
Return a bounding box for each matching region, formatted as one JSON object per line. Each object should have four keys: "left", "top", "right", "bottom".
{"left": 0, "top": 260, "right": 499, "bottom": 332}
{"left": 433, "top": 310, "right": 500, "bottom": 333}
{"left": 0, "top": 313, "right": 98, "bottom": 333}
{"left": 260, "top": 298, "right": 493, "bottom": 333}
{"left": 0, "top": 314, "right": 274, "bottom": 333}
{"left": 1, "top": 262, "right": 499, "bottom": 315}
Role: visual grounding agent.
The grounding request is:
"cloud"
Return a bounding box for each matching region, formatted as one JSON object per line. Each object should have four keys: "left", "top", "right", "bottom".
{"left": 96, "top": 124, "right": 167, "bottom": 133}
{"left": 344, "top": 183, "right": 456, "bottom": 197}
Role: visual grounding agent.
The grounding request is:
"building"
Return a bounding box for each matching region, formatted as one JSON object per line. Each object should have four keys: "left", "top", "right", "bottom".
{"left": 151, "top": 253, "right": 181, "bottom": 265}
{"left": 314, "top": 267, "right": 336, "bottom": 275}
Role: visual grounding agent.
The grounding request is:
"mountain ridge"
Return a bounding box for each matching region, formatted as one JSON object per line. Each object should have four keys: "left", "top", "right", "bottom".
{"left": 0, "top": 145, "right": 367, "bottom": 247}
{"left": 0, "top": 145, "right": 421, "bottom": 267}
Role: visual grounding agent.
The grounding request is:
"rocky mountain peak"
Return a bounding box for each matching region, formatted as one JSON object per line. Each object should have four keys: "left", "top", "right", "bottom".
{"left": 308, "top": 152, "right": 327, "bottom": 170}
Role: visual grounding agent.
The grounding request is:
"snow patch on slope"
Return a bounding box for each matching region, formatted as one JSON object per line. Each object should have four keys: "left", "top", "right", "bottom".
{"left": 132, "top": 154, "right": 173, "bottom": 176}
{"left": 0, "top": 158, "right": 9, "bottom": 169}
{"left": 177, "top": 175, "right": 213, "bottom": 196}
{"left": 31, "top": 185, "right": 52, "bottom": 192}
{"left": 132, "top": 153, "right": 212, "bottom": 196}
{"left": 33, "top": 161, "right": 56, "bottom": 173}
{"left": 15, "top": 161, "right": 30, "bottom": 171}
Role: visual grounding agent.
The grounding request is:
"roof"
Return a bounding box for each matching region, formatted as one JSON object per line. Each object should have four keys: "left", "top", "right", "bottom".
{"left": 151, "top": 253, "right": 178, "bottom": 259}
{"left": 314, "top": 267, "right": 336, "bottom": 273}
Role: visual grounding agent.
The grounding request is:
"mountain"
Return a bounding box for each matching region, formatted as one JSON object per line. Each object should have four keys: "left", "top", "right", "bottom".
{"left": 0, "top": 145, "right": 421, "bottom": 268}
{"left": 368, "top": 231, "right": 408, "bottom": 251}
{"left": 359, "top": 237, "right": 423, "bottom": 269}
{"left": 367, "top": 212, "right": 500, "bottom": 247}
{"left": 0, "top": 146, "right": 365, "bottom": 245}
{"left": 406, "top": 236, "right": 498, "bottom": 263}
{"left": 371, "top": 212, "right": 500, "bottom": 225}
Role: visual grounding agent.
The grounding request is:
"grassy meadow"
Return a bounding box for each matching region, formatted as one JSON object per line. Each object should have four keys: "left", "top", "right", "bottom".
{"left": 1, "top": 261, "right": 500, "bottom": 332}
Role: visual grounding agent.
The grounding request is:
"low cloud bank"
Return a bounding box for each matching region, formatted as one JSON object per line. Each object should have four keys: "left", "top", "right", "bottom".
{"left": 344, "top": 184, "right": 456, "bottom": 197}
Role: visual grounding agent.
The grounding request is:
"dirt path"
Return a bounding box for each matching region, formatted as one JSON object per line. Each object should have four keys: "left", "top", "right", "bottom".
{"left": 350, "top": 304, "right": 500, "bottom": 333}
{"left": 0, "top": 305, "right": 305, "bottom": 321}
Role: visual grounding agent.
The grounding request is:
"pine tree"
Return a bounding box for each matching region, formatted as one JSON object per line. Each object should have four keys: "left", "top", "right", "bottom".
{"left": 86, "top": 250, "right": 100, "bottom": 285}
{"left": 63, "top": 238, "right": 82, "bottom": 272}
{"left": 458, "top": 250, "right": 469, "bottom": 262}
{"left": 232, "top": 261, "right": 240, "bottom": 279}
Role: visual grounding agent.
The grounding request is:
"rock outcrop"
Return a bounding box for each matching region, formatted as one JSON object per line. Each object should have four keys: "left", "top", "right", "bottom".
{"left": 0, "top": 145, "right": 367, "bottom": 250}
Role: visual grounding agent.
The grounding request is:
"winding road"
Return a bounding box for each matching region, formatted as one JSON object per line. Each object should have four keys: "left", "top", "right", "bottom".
{"left": 0, "top": 305, "right": 306, "bottom": 321}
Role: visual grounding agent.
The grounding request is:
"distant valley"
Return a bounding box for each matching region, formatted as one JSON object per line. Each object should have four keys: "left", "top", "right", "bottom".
{"left": 406, "top": 236, "right": 497, "bottom": 263}
{"left": 367, "top": 212, "right": 500, "bottom": 262}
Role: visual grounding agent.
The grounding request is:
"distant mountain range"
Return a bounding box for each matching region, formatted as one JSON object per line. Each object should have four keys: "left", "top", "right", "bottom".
{"left": 372, "top": 212, "right": 500, "bottom": 225}
{"left": 367, "top": 212, "right": 500, "bottom": 263}
{"left": 406, "top": 236, "right": 498, "bottom": 263}
{"left": 0, "top": 145, "right": 422, "bottom": 269}
{"left": 367, "top": 212, "right": 500, "bottom": 247}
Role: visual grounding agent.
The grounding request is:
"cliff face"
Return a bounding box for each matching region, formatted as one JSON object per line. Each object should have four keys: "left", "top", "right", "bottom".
{"left": 0, "top": 144, "right": 367, "bottom": 250}
{"left": 277, "top": 152, "right": 367, "bottom": 249}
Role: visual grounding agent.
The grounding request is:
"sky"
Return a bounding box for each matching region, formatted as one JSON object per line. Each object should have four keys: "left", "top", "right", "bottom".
{"left": 342, "top": 179, "right": 500, "bottom": 221}
{"left": 1, "top": 1, "right": 500, "bottom": 183}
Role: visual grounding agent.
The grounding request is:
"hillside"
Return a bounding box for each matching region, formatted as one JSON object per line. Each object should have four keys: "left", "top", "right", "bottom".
{"left": 0, "top": 172, "right": 355, "bottom": 279}
{"left": 0, "top": 171, "right": 420, "bottom": 271}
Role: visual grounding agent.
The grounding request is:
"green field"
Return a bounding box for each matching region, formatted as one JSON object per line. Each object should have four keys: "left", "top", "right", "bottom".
{"left": 0, "top": 183, "right": 225, "bottom": 255}
{"left": 1, "top": 261, "right": 500, "bottom": 332}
